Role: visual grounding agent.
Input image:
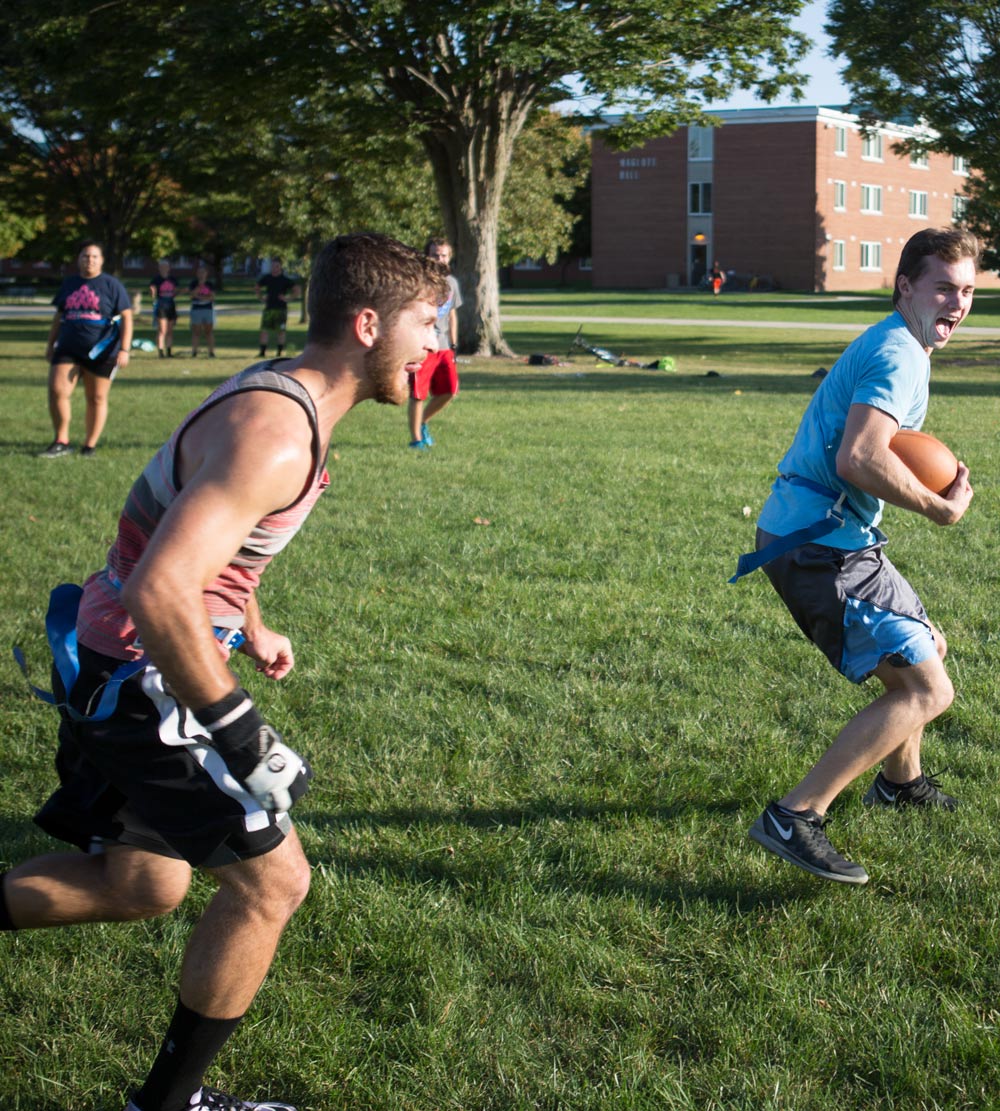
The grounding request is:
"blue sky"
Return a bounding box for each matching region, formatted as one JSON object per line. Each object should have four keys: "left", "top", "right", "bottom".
{"left": 557, "top": 2, "right": 852, "bottom": 116}
{"left": 710, "top": 0, "right": 851, "bottom": 109}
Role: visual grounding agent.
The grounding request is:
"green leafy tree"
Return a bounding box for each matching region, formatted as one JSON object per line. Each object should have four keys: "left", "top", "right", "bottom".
{"left": 498, "top": 110, "right": 589, "bottom": 271}
{"left": 300, "top": 0, "right": 808, "bottom": 354}
{"left": 0, "top": 0, "right": 279, "bottom": 272}
{"left": 238, "top": 99, "right": 439, "bottom": 322}
{"left": 0, "top": 2, "right": 185, "bottom": 269}
{"left": 0, "top": 181, "right": 44, "bottom": 261}
{"left": 826, "top": 0, "right": 1000, "bottom": 258}
{"left": 961, "top": 175, "right": 1000, "bottom": 273}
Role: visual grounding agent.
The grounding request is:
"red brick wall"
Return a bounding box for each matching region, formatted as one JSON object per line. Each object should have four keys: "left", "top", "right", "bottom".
{"left": 713, "top": 121, "right": 820, "bottom": 290}
{"left": 591, "top": 109, "right": 998, "bottom": 292}
{"left": 816, "top": 122, "right": 995, "bottom": 290}
{"left": 591, "top": 134, "right": 688, "bottom": 288}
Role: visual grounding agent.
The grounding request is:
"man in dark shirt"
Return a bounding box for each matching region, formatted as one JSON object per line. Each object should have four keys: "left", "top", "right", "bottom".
{"left": 255, "top": 259, "right": 300, "bottom": 358}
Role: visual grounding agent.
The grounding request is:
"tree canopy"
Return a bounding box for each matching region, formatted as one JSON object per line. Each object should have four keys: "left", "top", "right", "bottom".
{"left": 300, "top": 0, "right": 809, "bottom": 353}
{"left": 826, "top": 0, "right": 1000, "bottom": 254}
{"left": 2, "top": 0, "right": 811, "bottom": 353}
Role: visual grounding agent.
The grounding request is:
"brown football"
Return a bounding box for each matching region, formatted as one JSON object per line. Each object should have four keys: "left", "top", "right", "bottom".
{"left": 889, "top": 429, "right": 958, "bottom": 496}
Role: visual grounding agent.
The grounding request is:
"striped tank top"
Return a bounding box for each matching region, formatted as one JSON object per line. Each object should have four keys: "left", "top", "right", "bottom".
{"left": 77, "top": 364, "right": 330, "bottom": 660}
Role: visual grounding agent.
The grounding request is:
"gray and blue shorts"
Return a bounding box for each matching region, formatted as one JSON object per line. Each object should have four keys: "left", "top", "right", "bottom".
{"left": 757, "top": 529, "right": 937, "bottom": 684}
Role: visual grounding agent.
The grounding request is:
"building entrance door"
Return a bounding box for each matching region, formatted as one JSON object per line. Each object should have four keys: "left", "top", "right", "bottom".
{"left": 690, "top": 244, "right": 707, "bottom": 287}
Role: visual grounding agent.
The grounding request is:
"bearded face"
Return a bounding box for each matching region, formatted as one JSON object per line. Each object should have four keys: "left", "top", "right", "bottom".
{"left": 363, "top": 300, "right": 439, "bottom": 404}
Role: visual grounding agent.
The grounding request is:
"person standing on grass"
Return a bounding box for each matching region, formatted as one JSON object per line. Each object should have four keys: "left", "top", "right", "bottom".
{"left": 732, "top": 227, "right": 979, "bottom": 886}
{"left": 3, "top": 233, "right": 448, "bottom": 1111}
{"left": 41, "top": 239, "right": 133, "bottom": 459}
{"left": 150, "top": 260, "right": 181, "bottom": 358}
{"left": 255, "top": 258, "right": 299, "bottom": 358}
{"left": 408, "top": 237, "right": 462, "bottom": 450}
{"left": 189, "top": 264, "right": 217, "bottom": 358}
{"left": 709, "top": 259, "right": 725, "bottom": 296}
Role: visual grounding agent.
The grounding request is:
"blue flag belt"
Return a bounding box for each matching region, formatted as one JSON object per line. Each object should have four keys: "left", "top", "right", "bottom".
{"left": 88, "top": 314, "right": 122, "bottom": 360}
{"left": 729, "top": 475, "right": 866, "bottom": 583}
{"left": 13, "top": 582, "right": 245, "bottom": 722}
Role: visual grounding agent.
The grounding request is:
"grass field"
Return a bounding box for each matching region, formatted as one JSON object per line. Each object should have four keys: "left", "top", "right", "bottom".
{"left": 2, "top": 291, "right": 1000, "bottom": 1110}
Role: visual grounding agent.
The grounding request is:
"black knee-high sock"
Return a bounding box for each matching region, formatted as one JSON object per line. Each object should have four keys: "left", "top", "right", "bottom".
{"left": 0, "top": 873, "right": 17, "bottom": 931}
{"left": 132, "top": 999, "right": 243, "bottom": 1111}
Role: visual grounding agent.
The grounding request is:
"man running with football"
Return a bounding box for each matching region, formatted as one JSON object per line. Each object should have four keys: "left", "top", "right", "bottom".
{"left": 735, "top": 227, "right": 979, "bottom": 885}
{"left": 2, "top": 233, "right": 448, "bottom": 1110}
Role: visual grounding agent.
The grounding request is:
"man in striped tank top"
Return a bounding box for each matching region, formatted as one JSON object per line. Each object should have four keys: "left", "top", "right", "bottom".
{"left": 2, "top": 234, "right": 448, "bottom": 1111}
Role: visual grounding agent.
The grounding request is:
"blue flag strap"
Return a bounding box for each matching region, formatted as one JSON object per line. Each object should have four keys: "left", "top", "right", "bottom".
{"left": 729, "top": 480, "right": 851, "bottom": 583}
{"left": 13, "top": 583, "right": 147, "bottom": 722}
{"left": 729, "top": 511, "right": 845, "bottom": 583}
{"left": 87, "top": 314, "right": 122, "bottom": 360}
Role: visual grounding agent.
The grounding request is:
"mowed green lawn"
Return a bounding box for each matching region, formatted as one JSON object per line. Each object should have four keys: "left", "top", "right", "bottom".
{"left": 1, "top": 292, "right": 999, "bottom": 1111}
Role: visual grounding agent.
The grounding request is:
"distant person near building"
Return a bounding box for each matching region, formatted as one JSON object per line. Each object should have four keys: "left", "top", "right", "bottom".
{"left": 709, "top": 260, "right": 726, "bottom": 296}
{"left": 408, "top": 237, "right": 462, "bottom": 451}
{"left": 41, "top": 240, "right": 133, "bottom": 459}
{"left": 189, "top": 265, "right": 217, "bottom": 358}
{"left": 150, "top": 261, "right": 180, "bottom": 358}
{"left": 255, "top": 260, "right": 299, "bottom": 358}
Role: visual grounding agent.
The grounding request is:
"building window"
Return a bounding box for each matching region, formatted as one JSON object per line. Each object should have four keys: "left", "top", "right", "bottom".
{"left": 910, "top": 150, "right": 929, "bottom": 170}
{"left": 953, "top": 155, "right": 969, "bottom": 175}
{"left": 861, "top": 132, "right": 883, "bottom": 161}
{"left": 688, "top": 126, "right": 713, "bottom": 161}
{"left": 123, "top": 255, "right": 145, "bottom": 270}
{"left": 860, "top": 184, "right": 883, "bottom": 214}
{"left": 833, "top": 180, "right": 846, "bottom": 211}
{"left": 689, "top": 181, "right": 712, "bottom": 214}
{"left": 513, "top": 258, "right": 543, "bottom": 270}
{"left": 832, "top": 240, "right": 846, "bottom": 271}
{"left": 860, "top": 241, "right": 882, "bottom": 271}
{"left": 578, "top": 257, "right": 592, "bottom": 272}
{"left": 953, "top": 194, "right": 968, "bottom": 222}
{"left": 834, "top": 125, "right": 847, "bottom": 156}
{"left": 909, "top": 190, "right": 928, "bottom": 218}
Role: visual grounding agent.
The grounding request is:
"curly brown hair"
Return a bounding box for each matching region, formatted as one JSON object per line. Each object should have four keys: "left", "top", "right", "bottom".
{"left": 307, "top": 233, "right": 450, "bottom": 345}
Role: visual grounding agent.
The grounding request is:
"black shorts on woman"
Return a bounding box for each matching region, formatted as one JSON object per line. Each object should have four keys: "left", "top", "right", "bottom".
{"left": 51, "top": 339, "right": 120, "bottom": 379}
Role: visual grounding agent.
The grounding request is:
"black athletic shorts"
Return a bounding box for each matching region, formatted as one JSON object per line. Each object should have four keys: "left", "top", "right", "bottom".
{"left": 34, "top": 645, "right": 291, "bottom": 868}
{"left": 51, "top": 343, "right": 120, "bottom": 379}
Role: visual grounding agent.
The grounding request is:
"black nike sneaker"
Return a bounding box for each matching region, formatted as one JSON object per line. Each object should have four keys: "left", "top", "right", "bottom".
{"left": 862, "top": 770, "right": 958, "bottom": 811}
{"left": 749, "top": 802, "right": 869, "bottom": 885}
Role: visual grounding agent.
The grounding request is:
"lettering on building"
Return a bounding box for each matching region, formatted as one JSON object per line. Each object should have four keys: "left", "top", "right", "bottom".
{"left": 618, "top": 156, "right": 657, "bottom": 181}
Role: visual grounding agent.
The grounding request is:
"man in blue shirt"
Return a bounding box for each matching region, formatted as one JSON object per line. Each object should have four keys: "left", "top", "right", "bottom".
{"left": 742, "top": 228, "right": 979, "bottom": 885}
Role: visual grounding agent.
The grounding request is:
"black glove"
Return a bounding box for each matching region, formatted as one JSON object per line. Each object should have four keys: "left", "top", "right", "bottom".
{"left": 195, "top": 687, "right": 311, "bottom": 812}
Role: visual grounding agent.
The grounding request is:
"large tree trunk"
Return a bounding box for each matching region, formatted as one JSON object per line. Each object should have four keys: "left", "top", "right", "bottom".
{"left": 422, "top": 100, "right": 530, "bottom": 357}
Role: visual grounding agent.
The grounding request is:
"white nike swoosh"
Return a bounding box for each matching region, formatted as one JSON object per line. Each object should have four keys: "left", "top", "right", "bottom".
{"left": 877, "top": 782, "right": 897, "bottom": 802}
{"left": 768, "top": 813, "right": 794, "bottom": 840}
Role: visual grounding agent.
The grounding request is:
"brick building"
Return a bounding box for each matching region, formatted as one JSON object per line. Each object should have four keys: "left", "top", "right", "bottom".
{"left": 591, "top": 105, "right": 997, "bottom": 292}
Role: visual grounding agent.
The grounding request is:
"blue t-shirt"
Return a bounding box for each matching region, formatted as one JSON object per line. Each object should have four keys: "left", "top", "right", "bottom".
{"left": 53, "top": 273, "right": 131, "bottom": 358}
{"left": 757, "top": 311, "right": 930, "bottom": 549}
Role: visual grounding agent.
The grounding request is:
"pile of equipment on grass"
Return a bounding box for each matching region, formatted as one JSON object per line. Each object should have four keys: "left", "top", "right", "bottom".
{"left": 568, "top": 326, "right": 674, "bottom": 371}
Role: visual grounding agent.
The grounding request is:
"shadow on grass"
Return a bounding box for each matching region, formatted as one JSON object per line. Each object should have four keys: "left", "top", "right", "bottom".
{"left": 459, "top": 367, "right": 1000, "bottom": 399}
{"left": 303, "top": 797, "right": 817, "bottom": 913}
{"left": 501, "top": 289, "right": 893, "bottom": 317}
